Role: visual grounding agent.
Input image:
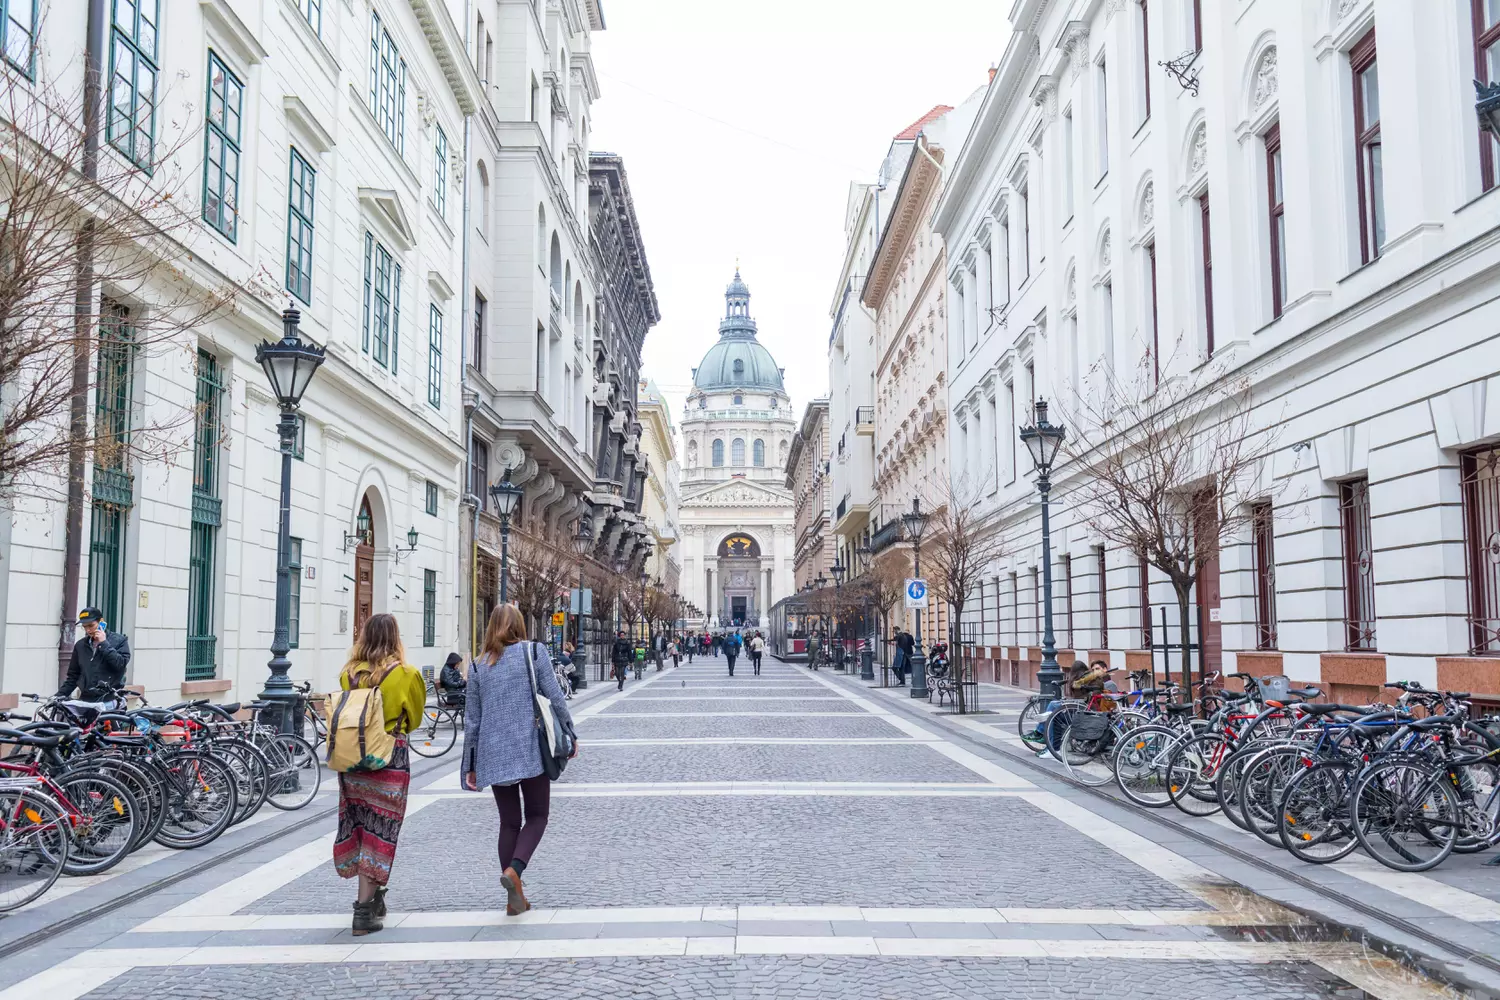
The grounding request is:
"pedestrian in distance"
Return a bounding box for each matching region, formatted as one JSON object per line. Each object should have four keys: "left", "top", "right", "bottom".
{"left": 437, "top": 651, "right": 467, "bottom": 709}
{"left": 891, "top": 627, "right": 912, "bottom": 686}
{"left": 749, "top": 631, "right": 765, "bottom": 675}
{"left": 669, "top": 636, "right": 681, "bottom": 668}
{"left": 610, "top": 630, "right": 633, "bottom": 690}
{"left": 685, "top": 635, "right": 695, "bottom": 663}
{"left": 463, "top": 604, "right": 578, "bottom": 916}
{"left": 333, "top": 613, "right": 428, "bottom": 936}
{"left": 57, "top": 607, "right": 130, "bottom": 701}
{"left": 806, "top": 631, "right": 820, "bottom": 672}
{"left": 562, "top": 641, "right": 585, "bottom": 694}
{"left": 652, "top": 631, "right": 666, "bottom": 671}
{"left": 725, "top": 630, "right": 743, "bottom": 676}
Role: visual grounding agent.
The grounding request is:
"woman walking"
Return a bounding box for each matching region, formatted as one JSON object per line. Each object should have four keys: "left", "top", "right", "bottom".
{"left": 333, "top": 614, "right": 428, "bottom": 936}
{"left": 463, "top": 604, "right": 578, "bottom": 915}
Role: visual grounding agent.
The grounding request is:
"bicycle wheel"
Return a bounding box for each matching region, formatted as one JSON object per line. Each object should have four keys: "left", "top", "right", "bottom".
{"left": 1279, "top": 758, "right": 1360, "bottom": 864}
{"left": 263, "top": 733, "right": 321, "bottom": 811}
{"left": 1353, "top": 759, "right": 1459, "bottom": 872}
{"left": 1451, "top": 757, "right": 1500, "bottom": 854}
{"left": 1114, "top": 725, "right": 1187, "bottom": 808}
{"left": 154, "top": 751, "right": 238, "bottom": 850}
{"left": 55, "top": 771, "right": 141, "bottom": 876}
{"left": 1042, "top": 705, "right": 1078, "bottom": 762}
{"left": 1241, "top": 746, "right": 1312, "bottom": 847}
{"left": 1215, "top": 741, "right": 1281, "bottom": 831}
{"left": 1060, "top": 719, "right": 1122, "bottom": 787}
{"left": 0, "top": 788, "right": 70, "bottom": 912}
{"left": 1166, "top": 732, "right": 1230, "bottom": 817}
{"left": 1016, "top": 696, "right": 1049, "bottom": 752}
{"left": 214, "top": 738, "right": 271, "bottom": 825}
{"left": 409, "top": 707, "right": 459, "bottom": 759}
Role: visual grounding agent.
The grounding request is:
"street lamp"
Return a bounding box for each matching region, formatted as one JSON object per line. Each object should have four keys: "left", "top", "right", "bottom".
{"left": 1020, "top": 398, "right": 1068, "bottom": 699}
{"left": 855, "top": 543, "right": 876, "bottom": 680}
{"left": 255, "top": 304, "right": 325, "bottom": 734}
{"left": 488, "top": 468, "right": 523, "bottom": 603}
{"left": 1477, "top": 80, "right": 1500, "bottom": 137}
{"left": 569, "top": 517, "right": 592, "bottom": 688}
{"left": 830, "top": 557, "right": 846, "bottom": 671}
{"left": 902, "top": 498, "right": 931, "bottom": 700}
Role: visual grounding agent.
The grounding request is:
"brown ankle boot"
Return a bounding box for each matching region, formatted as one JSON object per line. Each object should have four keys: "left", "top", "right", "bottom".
{"left": 501, "top": 867, "right": 530, "bottom": 915}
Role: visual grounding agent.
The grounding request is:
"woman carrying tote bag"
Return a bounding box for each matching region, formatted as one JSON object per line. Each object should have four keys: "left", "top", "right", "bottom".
{"left": 463, "top": 604, "right": 578, "bottom": 915}
{"left": 333, "top": 614, "right": 427, "bottom": 936}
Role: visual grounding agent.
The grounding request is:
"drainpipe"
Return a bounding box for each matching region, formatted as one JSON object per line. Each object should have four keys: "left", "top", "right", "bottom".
{"left": 57, "top": 0, "right": 108, "bottom": 684}
{"left": 460, "top": 0, "right": 475, "bottom": 657}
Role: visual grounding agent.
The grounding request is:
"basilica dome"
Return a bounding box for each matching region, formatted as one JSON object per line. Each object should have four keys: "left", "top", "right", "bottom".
{"left": 691, "top": 271, "right": 785, "bottom": 392}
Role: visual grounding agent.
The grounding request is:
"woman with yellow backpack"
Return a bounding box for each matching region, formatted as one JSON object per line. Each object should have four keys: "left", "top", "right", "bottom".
{"left": 328, "top": 613, "right": 427, "bottom": 936}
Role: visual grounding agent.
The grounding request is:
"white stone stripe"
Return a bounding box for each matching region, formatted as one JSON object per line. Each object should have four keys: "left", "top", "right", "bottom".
{"left": 413, "top": 778, "right": 1017, "bottom": 797}
{"left": 54, "top": 938, "right": 1360, "bottom": 966}
{"left": 585, "top": 711, "right": 867, "bottom": 718}
{"left": 131, "top": 904, "right": 1281, "bottom": 933}
{"left": 0, "top": 966, "right": 127, "bottom": 1000}
{"left": 568, "top": 669, "right": 675, "bottom": 720}
{"left": 623, "top": 696, "right": 848, "bottom": 701}
{"left": 583, "top": 737, "right": 934, "bottom": 746}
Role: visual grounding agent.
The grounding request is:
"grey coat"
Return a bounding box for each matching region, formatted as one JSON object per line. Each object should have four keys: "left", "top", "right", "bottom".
{"left": 462, "top": 642, "right": 575, "bottom": 788}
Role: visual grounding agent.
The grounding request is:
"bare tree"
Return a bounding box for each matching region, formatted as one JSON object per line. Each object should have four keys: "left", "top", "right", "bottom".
{"left": 508, "top": 528, "right": 572, "bottom": 637}
{"left": 1061, "top": 354, "right": 1277, "bottom": 694}
{"left": 925, "top": 479, "right": 1008, "bottom": 712}
{"left": 852, "top": 548, "right": 909, "bottom": 668}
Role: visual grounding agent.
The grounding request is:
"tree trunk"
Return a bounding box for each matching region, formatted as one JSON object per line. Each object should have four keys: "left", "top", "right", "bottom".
{"left": 1174, "top": 581, "right": 1193, "bottom": 698}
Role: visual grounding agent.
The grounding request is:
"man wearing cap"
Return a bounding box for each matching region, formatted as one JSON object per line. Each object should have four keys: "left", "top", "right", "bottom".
{"left": 57, "top": 607, "right": 131, "bottom": 701}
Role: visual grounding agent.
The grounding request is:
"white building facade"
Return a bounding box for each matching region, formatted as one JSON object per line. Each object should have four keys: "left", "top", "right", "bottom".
{"left": 638, "top": 378, "right": 682, "bottom": 592}
{"left": 933, "top": 0, "right": 1500, "bottom": 702}
{"left": 678, "top": 273, "right": 796, "bottom": 628}
{"left": 0, "top": 0, "right": 477, "bottom": 707}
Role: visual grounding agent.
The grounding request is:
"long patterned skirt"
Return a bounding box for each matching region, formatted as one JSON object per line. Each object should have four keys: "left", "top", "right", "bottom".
{"left": 333, "top": 740, "right": 409, "bottom": 884}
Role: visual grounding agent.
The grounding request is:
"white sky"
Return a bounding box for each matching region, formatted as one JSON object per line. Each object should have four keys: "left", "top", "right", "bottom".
{"left": 590, "top": 0, "right": 1013, "bottom": 432}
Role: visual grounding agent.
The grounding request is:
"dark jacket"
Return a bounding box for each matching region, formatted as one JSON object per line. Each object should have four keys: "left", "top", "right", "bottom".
{"left": 895, "top": 632, "right": 916, "bottom": 655}
{"left": 59, "top": 630, "right": 131, "bottom": 699}
{"left": 611, "top": 637, "right": 635, "bottom": 665}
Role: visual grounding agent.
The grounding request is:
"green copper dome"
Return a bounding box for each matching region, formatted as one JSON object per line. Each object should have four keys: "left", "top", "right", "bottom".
{"left": 691, "top": 271, "right": 785, "bottom": 392}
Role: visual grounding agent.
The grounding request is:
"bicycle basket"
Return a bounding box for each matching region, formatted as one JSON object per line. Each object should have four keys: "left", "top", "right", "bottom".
{"left": 1257, "top": 675, "right": 1291, "bottom": 702}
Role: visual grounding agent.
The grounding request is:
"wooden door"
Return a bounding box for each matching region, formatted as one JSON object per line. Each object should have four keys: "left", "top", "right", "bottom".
{"left": 354, "top": 545, "right": 374, "bottom": 637}
{"left": 1196, "top": 545, "right": 1222, "bottom": 679}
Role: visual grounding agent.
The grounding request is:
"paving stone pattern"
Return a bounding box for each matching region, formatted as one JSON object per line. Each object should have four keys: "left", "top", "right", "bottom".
{"left": 597, "top": 698, "right": 865, "bottom": 714}
{"left": 561, "top": 742, "right": 980, "bottom": 784}
{"left": 81, "top": 957, "right": 1355, "bottom": 1000}
{"left": 578, "top": 715, "right": 909, "bottom": 739}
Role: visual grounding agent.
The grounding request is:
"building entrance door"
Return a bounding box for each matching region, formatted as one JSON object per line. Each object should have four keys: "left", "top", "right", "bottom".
{"left": 732, "top": 596, "right": 747, "bottom": 626}
{"left": 353, "top": 496, "right": 375, "bottom": 637}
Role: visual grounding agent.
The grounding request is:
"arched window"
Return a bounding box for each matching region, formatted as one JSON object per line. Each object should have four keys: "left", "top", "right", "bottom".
{"left": 574, "top": 282, "right": 585, "bottom": 337}
{"left": 549, "top": 233, "right": 562, "bottom": 298}
{"left": 732, "top": 358, "right": 744, "bottom": 382}
{"left": 732, "top": 393, "right": 743, "bottom": 405}
{"left": 712, "top": 439, "right": 724, "bottom": 467}
{"left": 731, "top": 438, "right": 745, "bottom": 466}
{"left": 753, "top": 439, "right": 765, "bottom": 466}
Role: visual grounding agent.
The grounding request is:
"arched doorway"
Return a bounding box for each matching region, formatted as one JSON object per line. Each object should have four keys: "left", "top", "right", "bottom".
{"left": 353, "top": 496, "right": 375, "bottom": 637}
{"left": 716, "top": 532, "right": 763, "bottom": 626}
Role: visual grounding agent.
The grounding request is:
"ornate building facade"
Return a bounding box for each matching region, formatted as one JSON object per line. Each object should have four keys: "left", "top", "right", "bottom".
{"left": 637, "top": 377, "right": 682, "bottom": 592}
{"left": 787, "top": 399, "right": 834, "bottom": 592}
{"left": 678, "top": 273, "right": 796, "bottom": 627}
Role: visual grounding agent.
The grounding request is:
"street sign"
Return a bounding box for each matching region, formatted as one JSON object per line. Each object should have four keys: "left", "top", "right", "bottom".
{"left": 551, "top": 611, "right": 566, "bottom": 627}
{"left": 570, "top": 587, "right": 593, "bottom": 615}
{"left": 904, "top": 578, "right": 928, "bottom": 609}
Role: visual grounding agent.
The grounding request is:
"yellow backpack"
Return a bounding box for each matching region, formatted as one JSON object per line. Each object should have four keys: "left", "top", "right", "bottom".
{"left": 326, "top": 664, "right": 397, "bottom": 772}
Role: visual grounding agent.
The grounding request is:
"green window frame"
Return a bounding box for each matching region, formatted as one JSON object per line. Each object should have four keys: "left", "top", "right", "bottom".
{"left": 423, "top": 569, "right": 436, "bottom": 646}
{"left": 362, "top": 233, "right": 400, "bottom": 370}
{"left": 286, "top": 148, "right": 316, "bottom": 303}
{"left": 88, "top": 300, "right": 135, "bottom": 633}
{"left": 427, "top": 303, "right": 442, "bottom": 408}
{"left": 187, "top": 350, "right": 224, "bottom": 680}
{"left": 433, "top": 126, "right": 448, "bottom": 217}
{"left": 298, "top": 0, "right": 320, "bottom": 35}
{"left": 368, "top": 11, "right": 406, "bottom": 155}
{"left": 107, "top": 0, "right": 159, "bottom": 169}
{"left": 202, "top": 51, "right": 243, "bottom": 239}
{"left": 425, "top": 480, "right": 438, "bottom": 516}
{"left": 288, "top": 537, "right": 303, "bottom": 649}
{"left": 88, "top": 502, "right": 127, "bottom": 630}
{"left": 2, "top": 0, "right": 37, "bottom": 75}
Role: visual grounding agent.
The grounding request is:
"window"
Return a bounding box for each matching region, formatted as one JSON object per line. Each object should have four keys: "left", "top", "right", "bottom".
{"left": 1062, "top": 108, "right": 1075, "bottom": 219}
{"left": 733, "top": 394, "right": 743, "bottom": 405}
{"left": 3, "top": 0, "right": 36, "bottom": 73}
{"left": 187, "top": 350, "right": 224, "bottom": 679}
{"left": 1063, "top": 554, "right": 1075, "bottom": 649}
{"left": 732, "top": 438, "right": 746, "bottom": 466}
{"left": 1475, "top": 0, "right": 1500, "bottom": 190}
{"left": 369, "top": 11, "right": 407, "bottom": 154}
{"left": 425, "top": 480, "right": 439, "bottom": 516}
{"left": 1139, "top": 0, "right": 1151, "bottom": 121}
{"left": 753, "top": 439, "right": 765, "bottom": 467}
{"left": 1018, "top": 181, "right": 1031, "bottom": 279}
{"left": 1096, "top": 58, "right": 1109, "bottom": 179}
{"left": 1146, "top": 241, "right": 1159, "bottom": 383}
{"left": 1031, "top": 567, "right": 1041, "bottom": 645}
{"left": 1139, "top": 557, "right": 1153, "bottom": 648}
{"left": 476, "top": 161, "right": 490, "bottom": 238}
{"left": 1191, "top": 0, "right": 1203, "bottom": 53}
{"left": 433, "top": 126, "right": 448, "bottom": 217}
{"left": 471, "top": 439, "right": 489, "bottom": 510}
{"left": 1265, "top": 124, "right": 1287, "bottom": 317}
{"left": 1096, "top": 546, "right": 1109, "bottom": 648}
{"left": 1199, "top": 193, "right": 1214, "bottom": 355}
{"left": 1252, "top": 501, "right": 1277, "bottom": 650}
{"left": 423, "top": 569, "right": 437, "bottom": 646}
{"left": 1461, "top": 446, "right": 1500, "bottom": 653}
{"left": 292, "top": 413, "right": 306, "bottom": 460}
{"left": 201, "top": 53, "right": 243, "bottom": 240}
{"left": 712, "top": 439, "right": 724, "bottom": 467}
{"left": 1340, "top": 477, "right": 1377, "bottom": 651}
{"left": 472, "top": 291, "right": 486, "bottom": 373}
{"left": 362, "top": 233, "right": 401, "bottom": 370}
{"left": 1009, "top": 571, "right": 1019, "bottom": 644}
{"left": 1350, "top": 30, "right": 1383, "bottom": 263}
{"left": 1101, "top": 280, "right": 1115, "bottom": 372}
{"left": 108, "top": 0, "right": 158, "bottom": 168}
{"left": 1005, "top": 381, "right": 1016, "bottom": 482}
{"left": 427, "top": 304, "right": 443, "bottom": 409}
{"left": 88, "top": 301, "right": 135, "bottom": 630}
{"left": 287, "top": 537, "right": 302, "bottom": 649}
{"left": 732, "top": 359, "right": 744, "bottom": 382}
{"left": 285, "top": 149, "right": 315, "bottom": 303}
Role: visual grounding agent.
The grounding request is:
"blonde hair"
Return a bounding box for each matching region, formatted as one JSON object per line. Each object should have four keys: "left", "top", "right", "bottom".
{"left": 479, "top": 603, "right": 528, "bottom": 661}
{"left": 342, "top": 613, "right": 407, "bottom": 686}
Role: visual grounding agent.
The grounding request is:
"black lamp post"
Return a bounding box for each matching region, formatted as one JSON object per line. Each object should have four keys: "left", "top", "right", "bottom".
{"left": 488, "top": 468, "right": 522, "bottom": 603}
{"left": 570, "top": 517, "right": 592, "bottom": 688}
{"left": 855, "top": 543, "right": 876, "bottom": 680}
{"left": 830, "top": 557, "right": 847, "bottom": 671}
{"left": 613, "top": 557, "right": 627, "bottom": 635}
{"left": 1020, "top": 399, "right": 1068, "bottom": 699}
{"left": 902, "top": 498, "right": 931, "bottom": 699}
{"left": 255, "top": 305, "right": 325, "bottom": 734}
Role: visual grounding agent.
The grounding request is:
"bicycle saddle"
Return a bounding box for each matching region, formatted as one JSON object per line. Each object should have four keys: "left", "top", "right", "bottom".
{"left": 132, "top": 707, "right": 179, "bottom": 724}
{"left": 1163, "top": 703, "right": 1196, "bottom": 715}
{"left": 1299, "top": 703, "right": 1357, "bottom": 716}
{"left": 215, "top": 703, "right": 242, "bottom": 715}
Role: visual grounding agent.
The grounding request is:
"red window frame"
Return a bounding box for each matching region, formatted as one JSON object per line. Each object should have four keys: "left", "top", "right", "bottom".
{"left": 1192, "top": 0, "right": 1203, "bottom": 54}
{"left": 1340, "top": 477, "right": 1377, "bottom": 652}
{"left": 1140, "top": 0, "right": 1151, "bottom": 120}
{"left": 1350, "top": 30, "right": 1382, "bottom": 264}
{"left": 1199, "top": 193, "right": 1214, "bottom": 355}
{"left": 473, "top": 290, "right": 486, "bottom": 373}
{"left": 1460, "top": 446, "right": 1500, "bottom": 654}
{"left": 1096, "top": 546, "right": 1109, "bottom": 649}
{"left": 1139, "top": 556, "right": 1153, "bottom": 649}
{"left": 1252, "top": 501, "right": 1278, "bottom": 650}
{"left": 1265, "top": 124, "right": 1286, "bottom": 318}
{"left": 1063, "top": 554, "right": 1075, "bottom": 650}
{"left": 1475, "top": 0, "right": 1500, "bottom": 191}
{"left": 1146, "top": 241, "right": 1159, "bottom": 383}
{"left": 1032, "top": 567, "right": 1041, "bottom": 646}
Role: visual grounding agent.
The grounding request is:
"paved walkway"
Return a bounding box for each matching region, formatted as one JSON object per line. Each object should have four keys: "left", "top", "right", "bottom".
{"left": 0, "top": 658, "right": 1487, "bottom": 998}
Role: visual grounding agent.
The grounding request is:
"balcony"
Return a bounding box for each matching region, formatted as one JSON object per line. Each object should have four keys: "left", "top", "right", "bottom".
{"left": 869, "top": 519, "right": 904, "bottom": 554}
{"left": 856, "top": 406, "right": 874, "bottom": 435}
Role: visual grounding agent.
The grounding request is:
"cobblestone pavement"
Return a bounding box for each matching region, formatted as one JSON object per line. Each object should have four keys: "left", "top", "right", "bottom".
{"left": 2, "top": 657, "right": 1478, "bottom": 999}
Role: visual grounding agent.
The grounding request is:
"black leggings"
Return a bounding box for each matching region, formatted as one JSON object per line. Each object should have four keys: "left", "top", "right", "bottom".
{"left": 492, "top": 775, "right": 551, "bottom": 874}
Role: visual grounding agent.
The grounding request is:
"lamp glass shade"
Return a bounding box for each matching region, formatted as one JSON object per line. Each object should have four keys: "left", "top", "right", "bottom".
{"left": 571, "top": 528, "right": 592, "bottom": 555}
{"left": 489, "top": 471, "right": 522, "bottom": 517}
{"left": 407, "top": 526, "right": 418, "bottom": 549}
{"left": 901, "top": 504, "right": 929, "bottom": 542}
{"left": 257, "top": 340, "right": 324, "bottom": 408}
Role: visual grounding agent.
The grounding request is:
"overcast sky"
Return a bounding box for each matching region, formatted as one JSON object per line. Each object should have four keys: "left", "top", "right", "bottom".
{"left": 590, "top": 0, "right": 1013, "bottom": 433}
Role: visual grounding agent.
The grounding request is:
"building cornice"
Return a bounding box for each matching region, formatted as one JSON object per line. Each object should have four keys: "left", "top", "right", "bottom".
{"left": 864, "top": 137, "right": 944, "bottom": 309}
{"left": 406, "top": 0, "right": 481, "bottom": 116}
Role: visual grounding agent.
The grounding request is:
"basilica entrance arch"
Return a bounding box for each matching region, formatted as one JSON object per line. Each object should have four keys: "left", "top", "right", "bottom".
{"left": 716, "top": 532, "right": 763, "bottom": 627}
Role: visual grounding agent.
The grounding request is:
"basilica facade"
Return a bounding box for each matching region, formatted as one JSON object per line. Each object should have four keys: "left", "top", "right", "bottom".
{"left": 678, "top": 273, "right": 796, "bottom": 628}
